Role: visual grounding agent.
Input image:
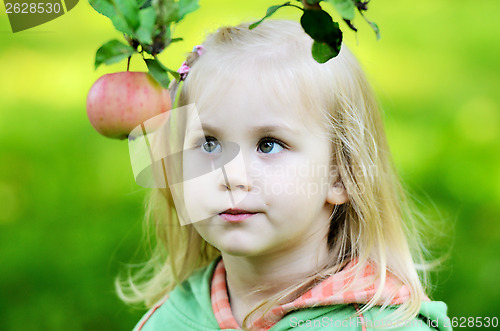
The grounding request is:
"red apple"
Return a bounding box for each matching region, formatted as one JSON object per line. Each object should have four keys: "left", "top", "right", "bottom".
{"left": 86, "top": 72, "right": 172, "bottom": 139}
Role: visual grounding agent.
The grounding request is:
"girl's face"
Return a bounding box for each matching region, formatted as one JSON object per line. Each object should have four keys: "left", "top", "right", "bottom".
{"left": 180, "top": 75, "right": 346, "bottom": 258}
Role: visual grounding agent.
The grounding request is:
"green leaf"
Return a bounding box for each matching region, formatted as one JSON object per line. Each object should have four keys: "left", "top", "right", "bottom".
{"left": 249, "top": 2, "right": 291, "bottom": 30}
{"left": 135, "top": 7, "right": 156, "bottom": 44}
{"left": 145, "top": 58, "right": 171, "bottom": 88}
{"left": 89, "top": 0, "right": 115, "bottom": 18}
{"left": 90, "top": 0, "right": 139, "bottom": 36}
{"left": 114, "top": 0, "right": 140, "bottom": 31}
{"left": 300, "top": 9, "right": 342, "bottom": 50}
{"left": 162, "top": 1, "right": 180, "bottom": 24}
{"left": 328, "top": 0, "right": 355, "bottom": 20}
{"left": 166, "top": 68, "right": 180, "bottom": 81}
{"left": 109, "top": 14, "right": 135, "bottom": 35}
{"left": 95, "top": 39, "right": 136, "bottom": 69}
{"left": 177, "top": 0, "right": 199, "bottom": 22}
{"left": 311, "top": 40, "right": 338, "bottom": 63}
{"left": 138, "top": 0, "right": 150, "bottom": 8}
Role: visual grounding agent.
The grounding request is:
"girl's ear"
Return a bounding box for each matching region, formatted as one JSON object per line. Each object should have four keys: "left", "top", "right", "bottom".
{"left": 326, "top": 180, "right": 348, "bottom": 205}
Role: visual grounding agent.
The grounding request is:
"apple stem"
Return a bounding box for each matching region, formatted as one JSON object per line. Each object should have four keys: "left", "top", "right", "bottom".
{"left": 127, "top": 56, "right": 131, "bottom": 72}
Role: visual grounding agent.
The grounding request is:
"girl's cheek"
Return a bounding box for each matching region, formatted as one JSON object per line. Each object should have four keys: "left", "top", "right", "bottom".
{"left": 257, "top": 175, "right": 298, "bottom": 198}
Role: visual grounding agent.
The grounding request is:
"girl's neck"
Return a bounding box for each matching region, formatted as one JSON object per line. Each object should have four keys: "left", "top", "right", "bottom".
{"left": 221, "top": 237, "right": 330, "bottom": 327}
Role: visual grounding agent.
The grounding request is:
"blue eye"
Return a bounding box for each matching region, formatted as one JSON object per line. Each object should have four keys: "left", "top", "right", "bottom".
{"left": 258, "top": 139, "right": 284, "bottom": 154}
{"left": 201, "top": 137, "right": 222, "bottom": 153}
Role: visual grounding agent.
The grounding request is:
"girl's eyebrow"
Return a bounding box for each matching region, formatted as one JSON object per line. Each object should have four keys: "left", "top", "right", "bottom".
{"left": 253, "top": 125, "right": 300, "bottom": 135}
{"left": 198, "top": 124, "right": 300, "bottom": 136}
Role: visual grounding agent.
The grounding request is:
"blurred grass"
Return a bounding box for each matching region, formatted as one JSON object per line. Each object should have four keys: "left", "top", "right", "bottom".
{"left": 1, "top": 0, "right": 499, "bottom": 329}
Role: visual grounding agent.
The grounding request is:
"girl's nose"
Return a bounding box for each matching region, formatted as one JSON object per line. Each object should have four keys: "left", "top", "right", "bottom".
{"left": 219, "top": 151, "right": 251, "bottom": 192}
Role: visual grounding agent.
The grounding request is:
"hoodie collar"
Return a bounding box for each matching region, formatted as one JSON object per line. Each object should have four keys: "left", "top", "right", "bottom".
{"left": 211, "top": 258, "right": 426, "bottom": 330}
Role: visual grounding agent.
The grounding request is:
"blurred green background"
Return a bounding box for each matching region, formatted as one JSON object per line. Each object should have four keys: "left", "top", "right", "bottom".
{"left": 1, "top": 0, "right": 499, "bottom": 329}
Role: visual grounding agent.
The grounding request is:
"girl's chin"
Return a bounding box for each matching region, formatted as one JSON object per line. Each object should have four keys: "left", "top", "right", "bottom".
{"left": 219, "top": 247, "right": 264, "bottom": 257}
{"left": 213, "top": 236, "right": 267, "bottom": 257}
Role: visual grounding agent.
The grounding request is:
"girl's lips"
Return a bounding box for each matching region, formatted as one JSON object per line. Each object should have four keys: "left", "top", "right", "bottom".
{"left": 219, "top": 209, "right": 257, "bottom": 222}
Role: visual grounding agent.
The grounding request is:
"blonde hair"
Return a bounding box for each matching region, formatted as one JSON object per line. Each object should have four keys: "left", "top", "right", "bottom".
{"left": 118, "top": 20, "right": 432, "bottom": 327}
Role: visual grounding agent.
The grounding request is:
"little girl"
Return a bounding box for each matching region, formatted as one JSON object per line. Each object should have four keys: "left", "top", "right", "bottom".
{"left": 122, "top": 20, "right": 451, "bottom": 330}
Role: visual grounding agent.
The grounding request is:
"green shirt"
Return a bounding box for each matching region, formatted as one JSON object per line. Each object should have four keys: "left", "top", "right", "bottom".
{"left": 134, "top": 259, "right": 452, "bottom": 330}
